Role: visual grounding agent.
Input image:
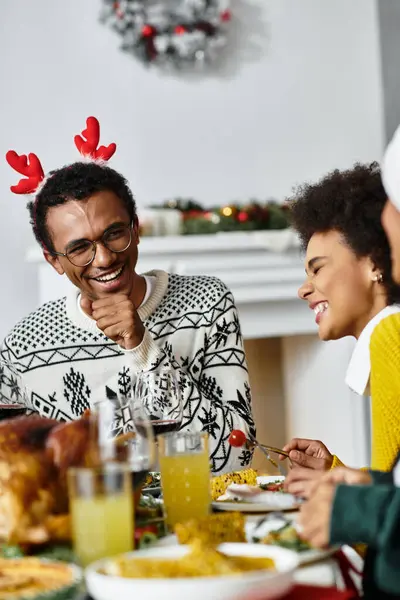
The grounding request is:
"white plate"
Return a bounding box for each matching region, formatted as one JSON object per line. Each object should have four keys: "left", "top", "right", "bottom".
{"left": 212, "top": 476, "right": 299, "bottom": 513}
{"left": 246, "top": 515, "right": 337, "bottom": 565}
{"left": 85, "top": 543, "right": 298, "bottom": 600}
{"left": 256, "top": 476, "right": 286, "bottom": 487}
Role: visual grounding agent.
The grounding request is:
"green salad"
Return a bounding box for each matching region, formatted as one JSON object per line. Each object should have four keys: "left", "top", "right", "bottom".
{"left": 253, "top": 522, "right": 311, "bottom": 552}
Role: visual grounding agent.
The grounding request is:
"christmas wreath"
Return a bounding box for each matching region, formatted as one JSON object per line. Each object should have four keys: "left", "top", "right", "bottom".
{"left": 100, "top": 0, "right": 231, "bottom": 69}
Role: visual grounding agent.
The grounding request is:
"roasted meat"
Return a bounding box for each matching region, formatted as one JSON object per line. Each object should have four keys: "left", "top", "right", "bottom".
{"left": 0, "top": 413, "right": 97, "bottom": 545}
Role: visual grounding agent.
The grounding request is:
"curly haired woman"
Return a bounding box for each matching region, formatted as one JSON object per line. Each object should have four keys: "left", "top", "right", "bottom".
{"left": 296, "top": 126, "right": 400, "bottom": 599}
{"left": 281, "top": 162, "right": 400, "bottom": 493}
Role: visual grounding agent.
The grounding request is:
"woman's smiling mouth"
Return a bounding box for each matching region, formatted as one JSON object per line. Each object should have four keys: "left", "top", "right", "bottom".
{"left": 311, "top": 301, "right": 329, "bottom": 324}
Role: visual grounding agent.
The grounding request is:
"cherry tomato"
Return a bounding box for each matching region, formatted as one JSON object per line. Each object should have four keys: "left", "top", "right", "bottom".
{"left": 265, "top": 483, "right": 282, "bottom": 492}
{"left": 228, "top": 429, "right": 247, "bottom": 447}
{"left": 134, "top": 524, "right": 159, "bottom": 548}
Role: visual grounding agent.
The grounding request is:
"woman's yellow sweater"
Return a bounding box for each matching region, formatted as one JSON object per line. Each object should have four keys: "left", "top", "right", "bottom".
{"left": 369, "top": 312, "right": 400, "bottom": 471}
{"left": 331, "top": 314, "right": 400, "bottom": 558}
{"left": 331, "top": 313, "right": 400, "bottom": 472}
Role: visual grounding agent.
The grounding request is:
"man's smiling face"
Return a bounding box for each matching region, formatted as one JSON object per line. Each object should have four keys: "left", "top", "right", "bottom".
{"left": 44, "top": 190, "right": 140, "bottom": 301}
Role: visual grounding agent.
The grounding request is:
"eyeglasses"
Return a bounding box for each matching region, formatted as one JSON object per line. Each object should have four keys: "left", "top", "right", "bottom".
{"left": 52, "top": 222, "right": 133, "bottom": 267}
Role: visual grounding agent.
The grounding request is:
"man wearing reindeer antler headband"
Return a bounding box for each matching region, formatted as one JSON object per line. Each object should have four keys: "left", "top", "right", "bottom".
{"left": 1, "top": 116, "right": 254, "bottom": 473}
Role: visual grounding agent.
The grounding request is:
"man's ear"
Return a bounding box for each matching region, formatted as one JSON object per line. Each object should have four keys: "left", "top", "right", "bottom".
{"left": 43, "top": 250, "right": 65, "bottom": 275}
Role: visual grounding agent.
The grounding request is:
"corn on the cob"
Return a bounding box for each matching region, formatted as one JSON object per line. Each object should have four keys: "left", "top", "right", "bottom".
{"left": 175, "top": 512, "right": 246, "bottom": 545}
{"left": 210, "top": 468, "right": 258, "bottom": 501}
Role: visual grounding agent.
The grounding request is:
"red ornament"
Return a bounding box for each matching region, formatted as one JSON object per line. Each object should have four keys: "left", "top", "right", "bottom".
{"left": 221, "top": 10, "right": 232, "bottom": 22}
{"left": 174, "top": 25, "right": 186, "bottom": 35}
{"left": 113, "top": 2, "right": 124, "bottom": 18}
{"left": 183, "top": 210, "right": 204, "bottom": 220}
{"left": 142, "top": 24, "right": 155, "bottom": 37}
{"left": 238, "top": 211, "right": 249, "bottom": 223}
{"left": 228, "top": 429, "right": 247, "bottom": 448}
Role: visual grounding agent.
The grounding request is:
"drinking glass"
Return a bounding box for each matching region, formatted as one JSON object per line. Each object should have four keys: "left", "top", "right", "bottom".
{"left": 133, "top": 370, "right": 183, "bottom": 438}
{"left": 159, "top": 432, "right": 210, "bottom": 529}
{"left": 121, "top": 391, "right": 156, "bottom": 494}
{"left": 0, "top": 359, "right": 29, "bottom": 420}
{"left": 68, "top": 464, "right": 133, "bottom": 566}
{"left": 93, "top": 392, "right": 156, "bottom": 497}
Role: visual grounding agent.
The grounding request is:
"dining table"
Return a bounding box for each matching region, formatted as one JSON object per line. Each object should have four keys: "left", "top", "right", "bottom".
{"left": 81, "top": 468, "right": 364, "bottom": 600}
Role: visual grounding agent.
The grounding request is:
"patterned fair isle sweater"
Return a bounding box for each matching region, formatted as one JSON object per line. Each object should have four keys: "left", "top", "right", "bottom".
{"left": 1, "top": 270, "right": 255, "bottom": 474}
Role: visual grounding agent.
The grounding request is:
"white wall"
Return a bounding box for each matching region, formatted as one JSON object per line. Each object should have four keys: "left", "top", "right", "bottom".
{"left": 0, "top": 0, "right": 384, "bottom": 338}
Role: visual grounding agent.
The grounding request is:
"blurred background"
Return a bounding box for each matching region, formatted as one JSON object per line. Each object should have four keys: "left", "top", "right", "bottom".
{"left": 1, "top": 0, "right": 399, "bottom": 469}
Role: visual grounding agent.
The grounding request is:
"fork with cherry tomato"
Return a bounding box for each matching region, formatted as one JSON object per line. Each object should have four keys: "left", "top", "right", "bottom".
{"left": 228, "top": 430, "right": 289, "bottom": 475}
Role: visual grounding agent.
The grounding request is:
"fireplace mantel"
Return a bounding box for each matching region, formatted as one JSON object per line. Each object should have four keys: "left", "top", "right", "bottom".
{"left": 26, "top": 230, "right": 369, "bottom": 468}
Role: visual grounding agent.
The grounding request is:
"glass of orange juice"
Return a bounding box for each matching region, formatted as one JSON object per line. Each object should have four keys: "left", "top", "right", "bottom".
{"left": 159, "top": 432, "right": 210, "bottom": 529}
{"left": 68, "top": 464, "right": 134, "bottom": 567}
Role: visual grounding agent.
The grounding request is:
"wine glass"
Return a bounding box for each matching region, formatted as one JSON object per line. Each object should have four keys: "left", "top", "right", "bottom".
{"left": 0, "top": 359, "right": 29, "bottom": 420}
{"left": 93, "top": 392, "right": 156, "bottom": 498}
{"left": 133, "top": 370, "right": 183, "bottom": 438}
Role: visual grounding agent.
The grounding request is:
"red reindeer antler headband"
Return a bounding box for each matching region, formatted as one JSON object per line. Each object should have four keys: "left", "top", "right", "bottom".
{"left": 5, "top": 116, "right": 117, "bottom": 195}
{"left": 5, "top": 152, "right": 45, "bottom": 195}
{"left": 74, "top": 116, "right": 117, "bottom": 162}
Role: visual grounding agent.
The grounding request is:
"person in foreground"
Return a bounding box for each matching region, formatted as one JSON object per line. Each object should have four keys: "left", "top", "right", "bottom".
{"left": 280, "top": 162, "right": 400, "bottom": 496}
{"left": 298, "top": 125, "right": 400, "bottom": 599}
{"left": 1, "top": 116, "right": 255, "bottom": 474}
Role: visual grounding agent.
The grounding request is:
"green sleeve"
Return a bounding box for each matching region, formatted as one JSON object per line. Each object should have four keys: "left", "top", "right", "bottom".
{"left": 370, "top": 470, "right": 394, "bottom": 485}
{"left": 330, "top": 484, "right": 400, "bottom": 548}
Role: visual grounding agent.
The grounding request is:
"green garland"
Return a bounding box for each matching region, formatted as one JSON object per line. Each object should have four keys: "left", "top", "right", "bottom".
{"left": 153, "top": 198, "right": 290, "bottom": 235}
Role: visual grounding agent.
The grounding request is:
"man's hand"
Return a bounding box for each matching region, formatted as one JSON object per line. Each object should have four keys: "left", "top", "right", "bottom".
{"left": 81, "top": 294, "right": 145, "bottom": 350}
{"left": 280, "top": 438, "right": 333, "bottom": 471}
{"left": 298, "top": 481, "right": 336, "bottom": 549}
{"left": 284, "top": 467, "right": 325, "bottom": 499}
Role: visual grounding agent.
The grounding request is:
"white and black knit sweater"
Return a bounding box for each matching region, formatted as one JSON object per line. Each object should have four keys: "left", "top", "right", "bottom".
{"left": 1, "top": 270, "right": 255, "bottom": 473}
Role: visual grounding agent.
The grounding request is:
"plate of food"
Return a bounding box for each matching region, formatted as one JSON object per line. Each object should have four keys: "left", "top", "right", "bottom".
{"left": 247, "top": 515, "right": 337, "bottom": 565}
{"left": 142, "top": 472, "right": 162, "bottom": 496}
{"left": 0, "top": 557, "right": 82, "bottom": 600}
{"left": 135, "top": 495, "right": 166, "bottom": 548}
{"left": 85, "top": 542, "right": 299, "bottom": 600}
{"left": 211, "top": 472, "right": 299, "bottom": 513}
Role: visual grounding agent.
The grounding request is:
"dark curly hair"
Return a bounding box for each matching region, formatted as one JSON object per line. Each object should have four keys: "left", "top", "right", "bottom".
{"left": 29, "top": 161, "right": 137, "bottom": 252}
{"left": 288, "top": 162, "right": 400, "bottom": 304}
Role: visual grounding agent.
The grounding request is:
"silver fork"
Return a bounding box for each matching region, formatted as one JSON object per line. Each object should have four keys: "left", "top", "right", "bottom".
{"left": 251, "top": 438, "right": 287, "bottom": 476}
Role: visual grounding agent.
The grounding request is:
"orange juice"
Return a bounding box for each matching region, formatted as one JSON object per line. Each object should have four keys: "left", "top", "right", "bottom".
{"left": 70, "top": 492, "right": 133, "bottom": 566}
{"left": 160, "top": 450, "right": 210, "bottom": 528}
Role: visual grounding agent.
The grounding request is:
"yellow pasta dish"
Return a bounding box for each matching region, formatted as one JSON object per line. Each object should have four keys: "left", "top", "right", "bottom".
{"left": 108, "top": 543, "right": 275, "bottom": 579}
{"left": 175, "top": 512, "right": 246, "bottom": 545}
